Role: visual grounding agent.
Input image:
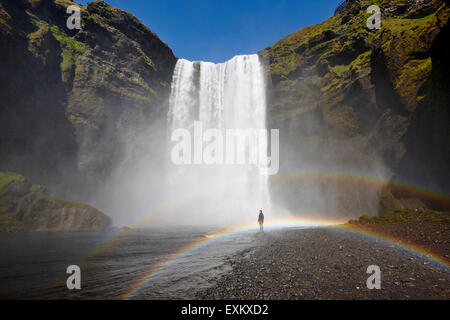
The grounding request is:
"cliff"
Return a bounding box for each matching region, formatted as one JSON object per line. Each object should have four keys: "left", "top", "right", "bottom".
{"left": 260, "top": 0, "right": 450, "bottom": 216}
{"left": 1, "top": 0, "right": 448, "bottom": 222}
{"left": 0, "top": 0, "right": 177, "bottom": 200}
{"left": 0, "top": 172, "right": 111, "bottom": 232}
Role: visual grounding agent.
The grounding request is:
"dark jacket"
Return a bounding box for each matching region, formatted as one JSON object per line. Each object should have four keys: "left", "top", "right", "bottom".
{"left": 258, "top": 213, "right": 264, "bottom": 224}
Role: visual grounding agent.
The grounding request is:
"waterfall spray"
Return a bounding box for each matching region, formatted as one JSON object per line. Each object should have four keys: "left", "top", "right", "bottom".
{"left": 167, "top": 55, "right": 272, "bottom": 225}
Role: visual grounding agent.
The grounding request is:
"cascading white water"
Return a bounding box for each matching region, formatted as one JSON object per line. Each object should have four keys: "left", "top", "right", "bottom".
{"left": 167, "top": 55, "right": 270, "bottom": 226}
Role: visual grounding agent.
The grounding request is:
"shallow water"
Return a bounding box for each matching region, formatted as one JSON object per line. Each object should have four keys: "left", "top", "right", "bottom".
{"left": 0, "top": 226, "right": 259, "bottom": 299}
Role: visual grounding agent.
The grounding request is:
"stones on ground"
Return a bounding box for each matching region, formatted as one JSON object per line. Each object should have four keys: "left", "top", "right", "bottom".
{"left": 196, "top": 228, "right": 450, "bottom": 300}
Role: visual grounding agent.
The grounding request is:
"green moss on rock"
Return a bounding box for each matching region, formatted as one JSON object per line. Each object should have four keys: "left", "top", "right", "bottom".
{"left": 0, "top": 172, "right": 111, "bottom": 232}
{"left": 261, "top": 0, "right": 450, "bottom": 216}
{"left": 0, "top": 0, "right": 177, "bottom": 194}
{"left": 0, "top": 172, "right": 26, "bottom": 193}
{"left": 354, "top": 209, "right": 450, "bottom": 224}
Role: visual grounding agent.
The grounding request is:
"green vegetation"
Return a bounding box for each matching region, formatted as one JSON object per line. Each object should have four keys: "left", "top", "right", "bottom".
{"left": 0, "top": 3, "right": 12, "bottom": 34}
{"left": 0, "top": 172, "right": 25, "bottom": 193}
{"left": 137, "top": 47, "right": 156, "bottom": 70}
{"left": 349, "top": 209, "right": 450, "bottom": 224}
{"left": 0, "top": 212, "right": 25, "bottom": 232}
{"left": 26, "top": 10, "right": 86, "bottom": 81}
{"left": 260, "top": 0, "right": 448, "bottom": 142}
{"left": 50, "top": 25, "right": 86, "bottom": 81}
{"left": 0, "top": 172, "right": 40, "bottom": 217}
{"left": 27, "top": 23, "right": 51, "bottom": 62}
{"left": 27, "top": 11, "right": 46, "bottom": 29}
{"left": 0, "top": 172, "right": 110, "bottom": 232}
{"left": 1, "top": 0, "right": 176, "bottom": 219}
{"left": 54, "top": 0, "right": 79, "bottom": 9}
{"left": 50, "top": 25, "right": 85, "bottom": 52}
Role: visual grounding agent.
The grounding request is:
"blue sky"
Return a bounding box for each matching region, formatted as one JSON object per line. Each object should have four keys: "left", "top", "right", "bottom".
{"left": 77, "top": 0, "right": 340, "bottom": 63}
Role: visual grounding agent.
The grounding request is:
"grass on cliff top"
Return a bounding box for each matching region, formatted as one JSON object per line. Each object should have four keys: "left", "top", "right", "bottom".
{"left": 388, "top": 12, "right": 436, "bottom": 25}
{"left": 87, "top": 0, "right": 161, "bottom": 41}
{"left": 261, "top": 15, "right": 343, "bottom": 76}
{"left": 275, "top": 15, "right": 342, "bottom": 48}
{"left": 54, "top": 0, "right": 85, "bottom": 10}
{"left": 262, "top": 0, "right": 439, "bottom": 76}
{"left": 379, "top": 12, "right": 436, "bottom": 50}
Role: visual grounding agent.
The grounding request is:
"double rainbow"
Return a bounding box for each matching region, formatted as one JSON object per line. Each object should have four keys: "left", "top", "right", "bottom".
{"left": 70, "top": 171, "right": 449, "bottom": 299}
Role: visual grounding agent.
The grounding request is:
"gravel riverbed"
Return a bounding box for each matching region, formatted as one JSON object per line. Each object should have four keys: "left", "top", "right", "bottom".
{"left": 197, "top": 227, "right": 450, "bottom": 300}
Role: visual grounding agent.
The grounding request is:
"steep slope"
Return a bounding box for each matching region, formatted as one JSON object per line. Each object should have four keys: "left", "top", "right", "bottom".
{"left": 0, "top": 171, "right": 111, "bottom": 232}
{"left": 0, "top": 0, "right": 177, "bottom": 200}
{"left": 260, "top": 0, "right": 449, "bottom": 216}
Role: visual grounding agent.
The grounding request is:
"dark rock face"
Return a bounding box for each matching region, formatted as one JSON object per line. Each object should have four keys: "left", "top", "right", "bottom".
{"left": 0, "top": 0, "right": 448, "bottom": 222}
{"left": 394, "top": 4, "right": 450, "bottom": 208}
{"left": 0, "top": 0, "right": 177, "bottom": 200}
{"left": 0, "top": 172, "right": 111, "bottom": 232}
{"left": 22, "top": 196, "right": 111, "bottom": 232}
{"left": 260, "top": 0, "right": 449, "bottom": 216}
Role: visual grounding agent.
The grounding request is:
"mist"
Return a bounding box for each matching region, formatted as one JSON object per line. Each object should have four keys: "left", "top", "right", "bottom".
{"left": 92, "top": 54, "right": 390, "bottom": 228}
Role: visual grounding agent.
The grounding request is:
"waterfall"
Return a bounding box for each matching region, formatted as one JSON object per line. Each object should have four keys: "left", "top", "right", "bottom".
{"left": 167, "top": 55, "right": 270, "bottom": 226}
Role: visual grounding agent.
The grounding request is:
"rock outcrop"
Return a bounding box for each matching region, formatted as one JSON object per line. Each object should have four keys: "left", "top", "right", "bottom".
{"left": 0, "top": 0, "right": 448, "bottom": 221}
{"left": 260, "top": 0, "right": 450, "bottom": 216}
{"left": 0, "top": 172, "right": 111, "bottom": 232}
{"left": 0, "top": 0, "right": 177, "bottom": 200}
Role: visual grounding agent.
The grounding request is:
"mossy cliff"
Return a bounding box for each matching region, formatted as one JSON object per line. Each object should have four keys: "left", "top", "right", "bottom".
{"left": 259, "top": 0, "right": 450, "bottom": 216}
{"left": 0, "top": 0, "right": 448, "bottom": 221}
{"left": 0, "top": 0, "right": 176, "bottom": 199}
{"left": 0, "top": 172, "right": 111, "bottom": 232}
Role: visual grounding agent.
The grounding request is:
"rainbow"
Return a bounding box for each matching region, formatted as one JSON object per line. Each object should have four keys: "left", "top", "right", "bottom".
{"left": 337, "top": 224, "right": 450, "bottom": 269}
{"left": 64, "top": 171, "right": 449, "bottom": 299}
{"left": 119, "top": 217, "right": 449, "bottom": 300}
{"left": 271, "top": 171, "right": 450, "bottom": 206}
{"left": 120, "top": 217, "right": 344, "bottom": 300}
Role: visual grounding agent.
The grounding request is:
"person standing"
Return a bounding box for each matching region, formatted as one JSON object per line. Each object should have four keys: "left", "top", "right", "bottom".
{"left": 258, "top": 210, "right": 264, "bottom": 232}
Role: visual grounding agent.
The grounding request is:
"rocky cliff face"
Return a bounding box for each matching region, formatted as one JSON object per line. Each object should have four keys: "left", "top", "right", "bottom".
{"left": 0, "top": 172, "right": 111, "bottom": 232}
{"left": 260, "top": 0, "right": 449, "bottom": 216}
{"left": 1, "top": 0, "right": 448, "bottom": 222}
{"left": 0, "top": 0, "right": 177, "bottom": 200}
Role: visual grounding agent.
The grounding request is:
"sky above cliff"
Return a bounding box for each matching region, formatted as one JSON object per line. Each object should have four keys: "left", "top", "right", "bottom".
{"left": 77, "top": 0, "right": 341, "bottom": 63}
